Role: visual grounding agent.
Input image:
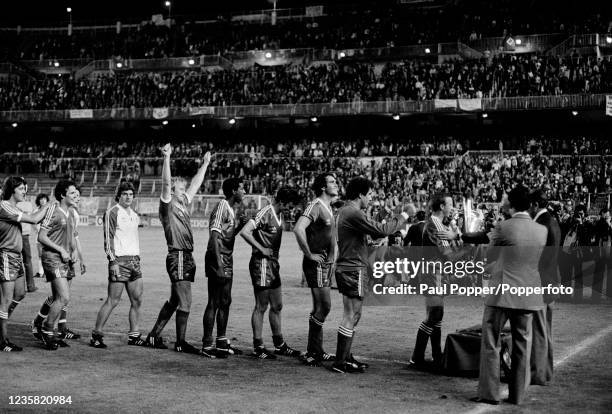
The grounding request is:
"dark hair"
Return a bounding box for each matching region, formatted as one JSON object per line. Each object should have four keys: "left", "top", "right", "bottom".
{"left": 2, "top": 176, "right": 27, "bottom": 201}
{"left": 416, "top": 210, "right": 426, "bottom": 221}
{"left": 53, "top": 179, "right": 77, "bottom": 202}
{"left": 35, "top": 193, "right": 49, "bottom": 207}
{"left": 115, "top": 181, "right": 136, "bottom": 202}
{"left": 529, "top": 189, "right": 549, "bottom": 209}
{"left": 276, "top": 187, "right": 300, "bottom": 205}
{"left": 222, "top": 177, "right": 243, "bottom": 199}
{"left": 345, "top": 177, "right": 373, "bottom": 200}
{"left": 507, "top": 185, "right": 530, "bottom": 212}
{"left": 600, "top": 208, "right": 610, "bottom": 215}
{"left": 430, "top": 193, "right": 450, "bottom": 212}
{"left": 312, "top": 173, "right": 335, "bottom": 197}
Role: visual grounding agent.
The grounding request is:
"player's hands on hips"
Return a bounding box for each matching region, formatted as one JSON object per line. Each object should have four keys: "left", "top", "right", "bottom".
{"left": 109, "top": 262, "right": 120, "bottom": 280}
{"left": 59, "top": 248, "right": 71, "bottom": 263}
{"left": 161, "top": 143, "right": 172, "bottom": 157}
{"left": 306, "top": 253, "right": 326, "bottom": 264}
{"left": 260, "top": 247, "right": 274, "bottom": 258}
{"left": 203, "top": 151, "right": 212, "bottom": 166}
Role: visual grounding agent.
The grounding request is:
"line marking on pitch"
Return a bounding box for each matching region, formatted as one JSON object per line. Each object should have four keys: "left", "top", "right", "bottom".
{"left": 461, "top": 323, "right": 612, "bottom": 414}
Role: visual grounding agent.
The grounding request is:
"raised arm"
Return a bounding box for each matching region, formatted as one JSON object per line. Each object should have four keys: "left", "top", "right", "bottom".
{"left": 160, "top": 143, "right": 172, "bottom": 203}
{"left": 185, "top": 152, "right": 212, "bottom": 202}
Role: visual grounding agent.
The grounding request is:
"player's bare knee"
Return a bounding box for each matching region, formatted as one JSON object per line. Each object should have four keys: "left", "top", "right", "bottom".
{"left": 254, "top": 302, "right": 268, "bottom": 314}
{"left": 109, "top": 297, "right": 121, "bottom": 308}
{"left": 270, "top": 302, "right": 283, "bottom": 314}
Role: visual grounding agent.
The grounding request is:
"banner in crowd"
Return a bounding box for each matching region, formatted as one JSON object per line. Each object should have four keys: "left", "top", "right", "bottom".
{"left": 434, "top": 99, "right": 457, "bottom": 110}
{"left": 305, "top": 5, "right": 324, "bottom": 17}
{"left": 152, "top": 107, "right": 169, "bottom": 119}
{"left": 78, "top": 197, "right": 100, "bottom": 216}
{"left": 189, "top": 106, "right": 215, "bottom": 116}
{"left": 606, "top": 95, "right": 612, "bottom": 116}
{"left": 458, "top": 98, "right": 482, "bottom": 111}
{"left": 136, "top": 199, "right": 160, "bottom": 215}
{"left": 69, "top": 109, "right": 93, "bottom": 119}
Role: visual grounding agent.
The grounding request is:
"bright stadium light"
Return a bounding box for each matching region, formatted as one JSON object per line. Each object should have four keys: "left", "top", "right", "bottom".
{"left": 228, "top": 118, "right": 236, "bottom": 125}
{"left": 191, "top": 123, "right": 196, "bottom": 128}
{"left": 515, "top": 39, "right": 522, "bottom": 45}
{"left": 572, "top": 110, "right": 578, "bottom": 116}
{"left": 66, "top": 7, "right": 72, "bottom": 13}
{"left": 162, "top": 120, "right": 169, "bottom": 125}
{"left": 424, "top": 48, "right": 431, "bottom": 54}
{"left": 606, "top": 35, "right": 612, "bottom": 44}
{"left": 164, "top": 1, "right": 171, "bottom": 6}
{"left": 392, "top": 113, "right": 400, "bottom": 121}
{"left": 11, "top": 122, "right": 17, "bottom": 128}
{"left": 482, "top": 112, "right": 488, "bottom": 118}
{"left": 310, "top": 116, "right": 318, "bottom": 123}
{"left": 188, "top": 58, "right": 195, "bottom": 65}
{"left": 265, "top": 52, "right": 272, "bottom": 59}
{"left": 54, "top": 61, "right": 60, "bottom": 67}
{"left": 339, "top": 52, "right": 346, "bottom": 59}
{"left": 116, "top": 62, "right": 123, "bottom": 68}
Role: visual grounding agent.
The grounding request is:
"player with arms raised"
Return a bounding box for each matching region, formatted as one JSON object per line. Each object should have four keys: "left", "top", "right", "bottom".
{"left": 145, "top": 144, "right": 211, "bottom": 354}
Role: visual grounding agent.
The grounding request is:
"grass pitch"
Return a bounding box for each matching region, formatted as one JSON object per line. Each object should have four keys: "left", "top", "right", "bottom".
{"left": 2, "top": 227, "right": 611, "bottom": 413}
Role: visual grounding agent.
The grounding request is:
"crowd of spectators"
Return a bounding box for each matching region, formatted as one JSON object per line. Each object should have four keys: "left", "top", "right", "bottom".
{"left": 1, "top": 136, "right": 610, "bottom": 209}
{"left": 1, "top": 1, "right": 609, "bottom": 61}
{"left": 0, "top": 55, "right": 609, "bottom": 110}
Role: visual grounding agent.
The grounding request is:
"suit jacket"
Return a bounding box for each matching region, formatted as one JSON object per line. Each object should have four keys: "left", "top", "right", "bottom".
{"left": 535, "top": 210, "right": 562, "bottom": 303}
{"left": 486, "top": 212, "right": 547, "bottom": 311}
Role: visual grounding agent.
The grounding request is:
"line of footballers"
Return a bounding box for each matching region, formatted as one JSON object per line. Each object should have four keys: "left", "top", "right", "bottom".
{"left": 1, "top": 144, "right": 410, "bottom": 373}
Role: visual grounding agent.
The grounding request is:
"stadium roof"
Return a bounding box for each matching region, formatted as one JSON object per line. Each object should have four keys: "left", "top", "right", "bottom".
{"left": 0, "top": 0, "right": 383, "bottom": 26}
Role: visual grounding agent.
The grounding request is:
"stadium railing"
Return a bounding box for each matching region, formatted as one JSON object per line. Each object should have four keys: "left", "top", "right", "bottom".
{"left": 0, "top": 94, "right": 609, "bottom": 122}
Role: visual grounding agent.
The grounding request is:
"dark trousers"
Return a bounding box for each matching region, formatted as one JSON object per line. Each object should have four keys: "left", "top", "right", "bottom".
{"left": 593, "top": 247, "right": 612, "bottom": 300}
{"left": 530, "top": 304, "right": 553, "bottom": 384}
{"left": 558, "top": 252, "right": 583, "bottom": 302}
{"left": 21, "top": 234, "right": 35, "bottom": 290}
{"left": 478, "top": 305, "right": 534, "bottom": 404}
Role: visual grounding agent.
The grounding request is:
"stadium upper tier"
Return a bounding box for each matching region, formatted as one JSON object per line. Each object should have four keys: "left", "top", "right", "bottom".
{"left": 0, "top": 56, "right": 610, "bottom": 110}
{"left": 1, "top": 2, "right": 609, "bottom": 60}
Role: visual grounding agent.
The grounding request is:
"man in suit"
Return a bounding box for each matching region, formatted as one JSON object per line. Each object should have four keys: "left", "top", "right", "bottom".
{"left": 528, "top": 189, "right": 562, "bottom": 385}
{"left": 472, "top": 186, "right": 547, "bottom": 405}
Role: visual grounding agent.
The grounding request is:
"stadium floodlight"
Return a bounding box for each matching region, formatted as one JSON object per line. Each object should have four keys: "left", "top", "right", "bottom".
{"left": 572, "top": 110, "right": 578, "bottom": 116}
{"left": 392, "top": 113, "right": 400, "bottom": 121}
{"left": 265, "top": 52, "right": 272, "bottom": 59}
{"left": 53, "top": 61, "right": 60, "bottom": 67}
{"left": 310, "top": 116, "right": 318, "bottom": 123}
{"left": 66, "top": 7, "right": 72, "bottom": 13}
{"left": 606, "top": 35, "right": 612, "bottom": 44}
{"left": 162, "top": 120, "right": 169, "bottom": 125}
{"left": 116, "top": 62, "right": 123, "bottom": 68}
{"left": 188, "top": 58, "right": 195, "bottom": 65}
{"left": 228, "top": 118, "right": 236, "bottom": 125}
{"left": 164, "top": 1, "right": 171, "bottom": 6}
{"left": 425, "top": 48, "right": 431, "bottom": 54}
{"left": 339, "top": 52, "right": 346, "bottom": 59}
{"left": 482, "top": 112, "right": 488, "bottom": 118}
{"left": 515, "top": 39, "right": 522, "bottom": 45}
{"left": 11, "top": 122, "right": 17, "bottom": 128}
{"left": 191, "top": 123, "right": 196, "bottom": 128}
